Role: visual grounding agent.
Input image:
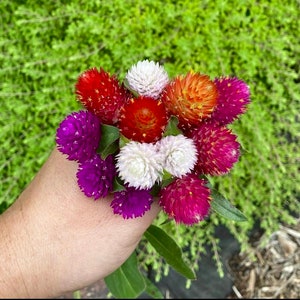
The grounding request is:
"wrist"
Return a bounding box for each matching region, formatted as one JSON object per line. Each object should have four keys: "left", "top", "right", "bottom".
{"left": 0, "top": 204, "right": 32, "bottom": 298}
{"left": 0, "top": 196, "right": 57, "bottom": 298}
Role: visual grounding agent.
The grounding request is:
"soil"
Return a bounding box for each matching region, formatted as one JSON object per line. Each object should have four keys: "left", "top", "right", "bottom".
{"left": 59, "top": 217, "right": 300, "bottom": 299}
{"left": 226, "top": 218, "right": 300, "bottom": 299}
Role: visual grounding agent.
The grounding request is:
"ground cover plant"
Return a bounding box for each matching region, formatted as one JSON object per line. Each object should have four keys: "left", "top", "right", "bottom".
{"left": 1, "top": 0, "right": 299, "bottom": 297}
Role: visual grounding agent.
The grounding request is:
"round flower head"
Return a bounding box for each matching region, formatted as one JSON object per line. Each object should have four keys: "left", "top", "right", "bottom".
{"left": 116, "top": 141, "right": 164, "bottom": 189}
{"left": 161, "top": 71, "right": 218, "bottom": 128}
{"left": 156, "top": 134, "right": 198, "bottom": 178}
{"left": 211, "top": 76, "right": 251, "bottom": 125}
{"left": 125, "top": 59, "right": 169, "bottom": 99}
{"left": 111, "top": 186, "right": 153, "bottom": 219}
{"left": 76, "top": 154, "right": 115, "bottom": 200}
{"left": 189, "top": 122, "right": 240, "bottom": 176}
{"left": 159, "top": 174, "right": 211, "bottom": 225}
{"left": 56, "top": 110, "right": 101, "bottom": 162}
{"left": 118, "top": 96, "right": 169, "bottom": 143}
{"left": 75, "top": 67, "right": 131, "bottom": 125}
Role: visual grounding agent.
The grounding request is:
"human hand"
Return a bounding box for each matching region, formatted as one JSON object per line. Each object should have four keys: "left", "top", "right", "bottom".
{"left": 0, "top": 148, "right": 160, "bottom": 298}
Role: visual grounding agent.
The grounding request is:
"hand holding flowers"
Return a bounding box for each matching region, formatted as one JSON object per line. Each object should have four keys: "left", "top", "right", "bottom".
{"left": 56, "top": 59, "right": 251, "bottom": 298}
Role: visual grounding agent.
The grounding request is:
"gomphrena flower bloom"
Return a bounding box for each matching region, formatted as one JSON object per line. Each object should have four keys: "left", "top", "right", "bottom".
{"left": 111, "top": 186, "right": 153, "bottom": 219}
{"left": 159, "top": 174, "right": 211, "bottom": 225}
{"left": 156, "top": 134, "right": 198, "bottom": 178}
{"left": 161, "top": 71, "right": 218, "bottom": 128}
{"left": 189, "top": 122, "right": 240, "bottom": 176}
{"left": 55, "top": 60, "right": 251, "bottom": 223}
{"left": 75, "top": 67, "right": 131, "bottom": 125}
{"left": 76, "top": 154, "right": 115, "bottom": 200}
{"left": 116, "top": 141, "right": 164, "bottom": 189}
{"left": 125, "top": 59, "right": 169, "bottom": 99}
{"left": 211, "top": 76, "right": 251, "bottom": 125}
{"left": 118, "top": 96, "right": 169, "bottom": 143}
{"left": 56, "top": 110, "right": 101, "bottom": 162}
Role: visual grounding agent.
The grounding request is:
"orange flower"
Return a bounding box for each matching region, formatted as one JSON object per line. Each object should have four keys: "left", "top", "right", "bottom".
{"left": 161, "top": 71, "right": 218, "bottom": 128}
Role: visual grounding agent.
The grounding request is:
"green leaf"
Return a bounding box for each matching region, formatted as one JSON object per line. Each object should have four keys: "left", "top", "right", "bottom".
{"left": 161, "top": 176, "right": 175, "bottom": 188}
{"left": 211, "top": 190, "right": 248, "bottom": 222}
{"left": 113, "top": 176, "right": 126, "bottom": 192}
{"left": 143, "top": 276, "right": 164, "bottom": 299}
{"left": 119, "top": 133, "right": 131, "bottom": 148}
{"left": 98, "top": 124, "right": 120, "bottom": 159}
{"left": 163, "top": 115, "right": 182, "bottom": 136}
{"left": 144, "top": 225, "right": 196, "bottom": 279}
{"left": 104, "top": 252, "right": 146, "bottom": 299}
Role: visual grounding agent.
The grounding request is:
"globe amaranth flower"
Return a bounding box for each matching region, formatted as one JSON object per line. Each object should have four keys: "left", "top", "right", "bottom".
{"left": 156, "top": 134, "right": 198, "bottom": 178}
{"left": 159, "top": 174, "right": 211, "bottom": 225}
{"left": 116, "top": 141, "right": 164, "bottom": 189}
{"left": 161, "top": 71, "right": 218, "bottom": 129}
{"left": 189, "top": 122, "right": 240, "bottom": 176}
{"left": 211, "top": 76, "right": 251, "bottom": 125}
{"left": 111, "top": 186, "right": 153, "bottom": 219}
{"left": 118, "top": 96, "right": 169, "bottom": 143}
{"left": 75, "top": 67, "right": 131, "bottom": 125}
{"left": 125, "top": 59, "right": 169, "bottom": 99}
{"left": 76, "top": 154, "right": 115, "bottom": 200}
{"left": 56, "top": 110, "right": 101, "bottom": 162}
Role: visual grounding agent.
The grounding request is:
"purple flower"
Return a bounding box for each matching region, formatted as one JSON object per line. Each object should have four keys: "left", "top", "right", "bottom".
{"left": 76, "top": 154, "right": 115, "bottom": 200}
{"left": 111, "top": 186, "right": 153, "bottom": 219}
{"left": 56, "top": 110, "right": 101, "bottom": 162}
{"left": 211, "top": 76, "right": 250, "bottom": 125}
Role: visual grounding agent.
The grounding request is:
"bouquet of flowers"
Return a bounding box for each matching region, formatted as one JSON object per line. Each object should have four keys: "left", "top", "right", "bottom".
{"left": 56, "top": 59, "right": 250, "bottom": 298}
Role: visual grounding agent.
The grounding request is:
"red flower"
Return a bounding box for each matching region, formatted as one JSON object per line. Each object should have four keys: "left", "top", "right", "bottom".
{"left": 118, "top": 96, "right": 169, "bottom": 143}
{"left": 161, "top": 71, "right": 218, "bottom": 129}
{"left": 75, "top": 67, "right": 131, "bottom": 125}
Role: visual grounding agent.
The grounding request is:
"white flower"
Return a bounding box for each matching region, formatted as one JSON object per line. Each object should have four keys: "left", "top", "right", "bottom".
{"left": 125, "top": 59, "right": 169, "bottom": 99}
{"left": 156, "top": 134, "right": 198, "bottom": 178}
{"left": 116, "top": 141, "right": 164, "bottom": 189}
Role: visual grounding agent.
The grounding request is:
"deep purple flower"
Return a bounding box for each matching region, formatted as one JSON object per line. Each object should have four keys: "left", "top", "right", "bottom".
{"left": 76, "top": 154, "right": 115, "bottom": 200}
{"left": 159, "top": 174, "right": 211, "bottom": 225}
{"left": 56, "top": 110, "right": 101, "bottom": 162}
{"left": 111, "top": 186, "right": 153, "bottom": 219}
{"left": 211, "top": 76, "right": 250, "bottom": 125}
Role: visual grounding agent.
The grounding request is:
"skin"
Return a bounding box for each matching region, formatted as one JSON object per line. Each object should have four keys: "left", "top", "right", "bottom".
{"left": 0, "top": 148, "right": 160, "bottom": 298}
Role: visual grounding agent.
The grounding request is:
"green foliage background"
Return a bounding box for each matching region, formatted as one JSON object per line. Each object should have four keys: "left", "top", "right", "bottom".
{"left": 1, "top": 0, "right": 299, "bottom": 287}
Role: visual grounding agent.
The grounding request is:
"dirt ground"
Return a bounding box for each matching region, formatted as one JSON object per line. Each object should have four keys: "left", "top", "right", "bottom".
{"left": 59, "top": 217, "right": 300, "bottom": 299}
{"left": 226, "top": 217, "right": 300, "bottom": 299}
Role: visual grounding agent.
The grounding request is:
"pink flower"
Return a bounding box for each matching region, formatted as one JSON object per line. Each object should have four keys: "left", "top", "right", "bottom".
{"left": 189, "top": 122, "right": 240, "bottom": 176}
{"left": 211, "top": 76, "right": 250, "bottom": 125}
{"left": 159, "top": 174, "right": 211, "bottom": 225}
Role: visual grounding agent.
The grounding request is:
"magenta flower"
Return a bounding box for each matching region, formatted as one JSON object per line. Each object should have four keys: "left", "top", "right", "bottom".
{"left": 159, "top": 174, "right": 211, "bottom": 225}
{"left": 189, "top": 122, "right": 240, "bottom": 176}
{"left": 56, "top": 110, "right": 101, "bottom": 162}
{"left": 211, "top": 76, "right": 250, "bottom": 125}
{"left": 111, "top": 186, "right": 153, "bottom": 219}
{"left": 76, "top": 154, "right": 115, "bottom": 200}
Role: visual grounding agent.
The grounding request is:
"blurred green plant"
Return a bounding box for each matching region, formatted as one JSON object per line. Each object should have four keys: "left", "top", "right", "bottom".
{"left": 1, "top": 0, "right": 299, "bottom": 298}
